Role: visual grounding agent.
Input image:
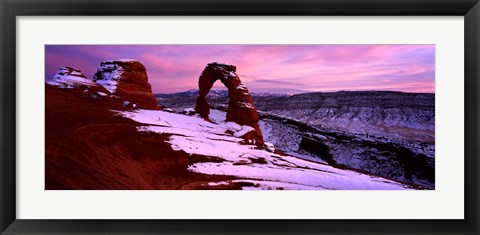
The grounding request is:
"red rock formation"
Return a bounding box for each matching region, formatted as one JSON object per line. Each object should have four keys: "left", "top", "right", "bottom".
{"left": 48, "top": 67, "right": 96, "bottom": 88}
{"left": 195, "top": 62, "right": 263, "bottom": 144}
{"left": 93, "top": 59, "right": 159, "bottom": 110}
{"left": 45, "top": 84, "right": 240, "bottom": 190}
{"left": 47, "top": 66, "right": 111, "bottom": 96}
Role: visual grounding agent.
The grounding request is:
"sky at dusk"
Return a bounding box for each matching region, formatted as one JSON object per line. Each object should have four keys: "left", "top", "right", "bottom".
{"left": 45, "top": 45, "right": 435, "bottom": 94}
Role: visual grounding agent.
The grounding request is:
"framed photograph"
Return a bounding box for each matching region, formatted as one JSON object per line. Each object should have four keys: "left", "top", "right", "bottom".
{"left": 1, "top": 0, "right": 479, "bottom": 234}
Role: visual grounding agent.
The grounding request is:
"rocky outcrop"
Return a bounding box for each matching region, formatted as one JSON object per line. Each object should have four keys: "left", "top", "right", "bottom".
{"left": 47, "top": 66, "right": 111, "bottom": 97}
{"left": 299, "top": 134, "right": 336, "bottom": 165}
{"left": 195, "top": 62, "right": 263, "bottom": 143}
{"left": 48, "top": 67, "right": 97, "bottom": 88}
{"left": 93, "top": 59, "right": 159, "bottom": 110}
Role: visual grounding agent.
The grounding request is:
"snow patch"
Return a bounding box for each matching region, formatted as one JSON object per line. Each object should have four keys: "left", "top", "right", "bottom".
{"left": 47, "top": 67, "right": 96, "bottom": 88}
{"left": 265, "top": 142, "right": 275, "bottom": 152}
{"left": 207, "top": 181, "right": 229, "bottom": 186}
{"left": 94, "top": 63, "right": 125, "bottom": 93}
{"left": 236, "top": 83, "right": 247, "bottom": 90}
{"left": 233, "top": 125, "right": 255, "bottom": 138}
{"left": 114, "top": 109, "right": 412, "bottom": 190}
{"left": 209, "top": 109, "right": 227, "bottom": 123}
{"left": 95, "top": 80, "right": 118, "bottom": 94}
{"left": 238, "top": 101, "right": 254, "bottom": 109}
{"left": 233, "top": 179, "right": 323, "bottom": 190}
{"left": 106, "top": 58, "right": 138, "bottom": 63}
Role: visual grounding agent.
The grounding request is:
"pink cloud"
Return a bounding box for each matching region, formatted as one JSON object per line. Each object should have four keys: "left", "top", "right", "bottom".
{"left": 45, "top": 45, "right": 435, "bottom": 93}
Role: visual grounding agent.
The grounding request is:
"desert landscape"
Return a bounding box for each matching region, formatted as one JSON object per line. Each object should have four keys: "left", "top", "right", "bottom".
{"left": 45, "top": 45, "right": 434, "bottom": 190}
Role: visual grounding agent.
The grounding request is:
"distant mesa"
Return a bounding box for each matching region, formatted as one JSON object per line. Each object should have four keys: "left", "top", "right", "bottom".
{"left": 93, "top": 59, "right": 159, "bottom": 109}
{"left": 195, "top": 62, "right": 263, "bottom": 144}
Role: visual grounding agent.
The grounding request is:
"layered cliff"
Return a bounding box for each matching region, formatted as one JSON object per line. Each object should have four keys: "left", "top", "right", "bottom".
{"left": 93, "top": 59, "right": 159, "bottom": 109}
{"left": 253, "top": 91, "right": 435, "bottom": 144}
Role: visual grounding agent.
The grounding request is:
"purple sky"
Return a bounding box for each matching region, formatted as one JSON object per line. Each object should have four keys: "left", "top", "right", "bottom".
{"left": 45, "top": 45, "right": 435, "bottom": 94}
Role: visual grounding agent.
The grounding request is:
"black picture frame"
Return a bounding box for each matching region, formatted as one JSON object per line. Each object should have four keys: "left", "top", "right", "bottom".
{"left": 1, "top": 0, "right": 479, "bottom": 234}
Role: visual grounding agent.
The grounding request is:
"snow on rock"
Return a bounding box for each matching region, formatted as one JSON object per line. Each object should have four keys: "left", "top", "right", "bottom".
{"left": 95, "top": 79, "right": 119, "bottom": 94}
{"left": 47, "top": 67, "right": 97, "bottom": 88}
{"left": 183, "top": 108, "right": 196, "bottom": 115}
{"left": 93, "top": 61, "right": 126, "bottom": 93}
{"left": 184, "top": 108, "right": 195, "bottom": 113}
{"left": 114, "top": 109, "right": 413, "bottom": 190}
{"left": 238, "top": 101, "right": 254, "bottom": 109}
{"left": 236, "top": 83, "right": 249, "bottom": 93}
{"left": 208, "top": 109, "right": 227, "bottom": 123}
{"left": 233, "top": 125, "right": 255, "bottom": 138}
{"left": 93, "top": 60, "right": 159, "bottom": 109}
{"left": 114, "top": 109, "right": 253, "bottom": 143}
{"left": 188, "top": 160, "right": 408, "bottom": 190}
{"left": 207, "top": 181, "right": 229, "bottom": 186}
{"left": 233, "top": 179, "right": 322, "bottom": 190}
{"left": 107, "top": 58, "right": 138, "bottom": 63}
{"left": 265, "top": 142, "right": 275, "bottom": 152}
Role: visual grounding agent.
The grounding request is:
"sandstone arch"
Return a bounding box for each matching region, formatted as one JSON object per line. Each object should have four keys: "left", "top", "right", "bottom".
{"left": 195, "top": 62, "right": 263, "bottom": 144}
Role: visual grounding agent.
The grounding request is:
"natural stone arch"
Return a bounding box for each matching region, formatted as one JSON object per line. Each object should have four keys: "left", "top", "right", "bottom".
{"left": 195, "top": 62, "right": 263, "bottom": 144}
